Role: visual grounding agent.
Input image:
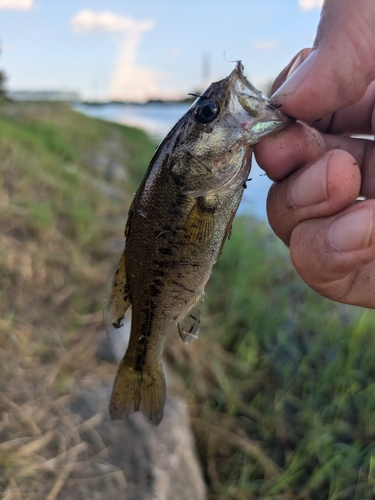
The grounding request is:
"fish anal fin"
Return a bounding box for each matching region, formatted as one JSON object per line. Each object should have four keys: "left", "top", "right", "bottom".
{"left": 108, "top": 252, "right": 131, "bottom": 328}
{"left": 109, "top": 361, "right": 166, "bottom": 425}
{"left": 178, "top": 291, "right": 205, "bottom": 344}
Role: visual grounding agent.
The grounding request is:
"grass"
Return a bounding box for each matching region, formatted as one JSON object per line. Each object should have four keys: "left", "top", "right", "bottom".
{"left": 0, "top": 102, "right": 156, "bottom": 499}
{"left": 2, "top": 101, "right": 375, "bottom": 499}
{"left": 168, "top": 217, "right": 375, "bottom": 499}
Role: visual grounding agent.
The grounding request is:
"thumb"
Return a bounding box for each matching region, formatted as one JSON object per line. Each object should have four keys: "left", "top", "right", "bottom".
{"left": 271, "top": 0, "right": 375, "bottom": 123}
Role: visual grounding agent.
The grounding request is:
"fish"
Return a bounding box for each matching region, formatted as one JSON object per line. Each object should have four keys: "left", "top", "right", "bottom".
{"left": 108, "top": 62, "right": 293, "bottom": 425}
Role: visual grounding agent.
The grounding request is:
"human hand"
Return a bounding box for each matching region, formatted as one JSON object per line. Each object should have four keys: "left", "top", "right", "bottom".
{"left": 254, "top": 0, "right": 375, "bottom": 308}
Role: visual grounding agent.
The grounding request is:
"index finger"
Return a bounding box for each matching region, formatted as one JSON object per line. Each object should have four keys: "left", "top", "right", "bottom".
{"left": 273, "top": 60, "right": 375, "bottom": 136}
{"left": 271, "top": 0, "right": 375, "bottom": 124}
{"left": 254, "top": 121, "right": 375, "bottom": 193}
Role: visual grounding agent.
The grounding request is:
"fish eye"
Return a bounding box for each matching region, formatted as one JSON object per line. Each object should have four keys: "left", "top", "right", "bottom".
{"left": 193, "top": 98, "right": 220, "bottom": 124}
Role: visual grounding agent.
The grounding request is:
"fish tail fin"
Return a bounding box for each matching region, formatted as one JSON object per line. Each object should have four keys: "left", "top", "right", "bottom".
{"left": 109, "top": 362, "right": 166, "bottom": 425}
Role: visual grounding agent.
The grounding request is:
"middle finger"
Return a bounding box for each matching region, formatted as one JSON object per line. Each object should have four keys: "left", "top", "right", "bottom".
{"left": 266, "top": 149, "right": 362, "bottom": 245}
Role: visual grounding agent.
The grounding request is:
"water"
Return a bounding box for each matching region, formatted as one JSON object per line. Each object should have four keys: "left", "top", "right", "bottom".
{"left": 74, "top": 102, "right": 190, "bottom": 141}
{"left": 74, "top": 102, "right": 272, "bottom": 220}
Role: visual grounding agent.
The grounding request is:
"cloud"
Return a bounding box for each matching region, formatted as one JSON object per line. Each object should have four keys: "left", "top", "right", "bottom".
{"left": 252, "top": 39, "right": 277, "bottom": 50}
{"left": 70, "top": 10, "right": 154, "bottom": 34}
{"left": 298, "top": 0, "right": 324, "bottom": 11}
{"left": 0, "top": 0, "right": 33, "bottom": 9}
{"left": 71, "top": 10, "right": 163, "bottom": 102}
{"left": 109, "top": 29, "right": 164, "bottom": 102}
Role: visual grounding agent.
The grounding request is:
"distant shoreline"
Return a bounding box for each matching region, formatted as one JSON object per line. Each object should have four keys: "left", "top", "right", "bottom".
{"left": 81, "top": 97, "right": 197, "bottom": 106}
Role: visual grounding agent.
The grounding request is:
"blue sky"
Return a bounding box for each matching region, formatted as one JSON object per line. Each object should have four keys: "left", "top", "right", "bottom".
{"left": 0, "top": 0, "right": 323, "bottom": 101}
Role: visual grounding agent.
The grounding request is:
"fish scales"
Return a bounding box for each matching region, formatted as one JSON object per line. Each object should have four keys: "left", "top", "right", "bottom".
{"left": 108, "top": 62, "right": 293, "bottom": 424}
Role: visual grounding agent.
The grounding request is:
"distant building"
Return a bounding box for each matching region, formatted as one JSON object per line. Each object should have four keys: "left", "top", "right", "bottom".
{"left": 7, "top": 90, "right": 81, "bottom": 102}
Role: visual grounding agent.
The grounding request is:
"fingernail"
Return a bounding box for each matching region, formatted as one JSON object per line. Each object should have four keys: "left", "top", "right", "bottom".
{"left": 289, "top": 155, "right": 329, "bottom": 207}
{"left": 329, "top": 207, "right": 374, "bottom": 252}
{"left": 273, "top": 50, "right": 318, "bottom": 98}
{"left": 286, "top": 53, "right": 305, "bottom": 79}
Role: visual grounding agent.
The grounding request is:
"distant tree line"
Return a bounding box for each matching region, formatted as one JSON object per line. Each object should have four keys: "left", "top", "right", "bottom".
{"left": 0, "top": 48, "right": 6, "bottom": 99}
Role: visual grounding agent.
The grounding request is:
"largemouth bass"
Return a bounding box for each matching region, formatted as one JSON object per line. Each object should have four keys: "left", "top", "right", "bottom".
{"left": 108, "top": 62, "right": 292, "bottom": 425}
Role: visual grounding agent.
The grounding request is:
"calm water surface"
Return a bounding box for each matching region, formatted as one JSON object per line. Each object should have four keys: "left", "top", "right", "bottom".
{"left": 74, "top": 102, "right": 272, "bottom": 220}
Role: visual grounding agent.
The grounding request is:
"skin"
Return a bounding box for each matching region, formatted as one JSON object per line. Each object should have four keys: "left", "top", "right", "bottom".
{"left": 254, "top": 0, "right": 375, "bottom": 308}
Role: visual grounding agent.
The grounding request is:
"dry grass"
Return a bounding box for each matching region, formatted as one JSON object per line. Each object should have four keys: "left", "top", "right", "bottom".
{"left": 4, "top": 101, "right": 375, "bottom": 500}
{"left": 0, "top": 102, "right": 155, "bottom": 499}
{"left": 0, "top": 319, "right": 126, "bottom": 500}
{"left": 167, "top": 218, "right": 375, "bottom": 499}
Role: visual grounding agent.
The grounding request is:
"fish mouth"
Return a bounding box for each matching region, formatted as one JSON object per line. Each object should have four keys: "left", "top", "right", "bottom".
{"left": 229, "top": 61, "right": 294, "bottom": 141}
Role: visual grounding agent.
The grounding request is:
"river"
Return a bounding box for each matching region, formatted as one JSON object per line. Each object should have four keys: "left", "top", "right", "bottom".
{"left": 74, "top": 102, "right": 272, "bottom": 220}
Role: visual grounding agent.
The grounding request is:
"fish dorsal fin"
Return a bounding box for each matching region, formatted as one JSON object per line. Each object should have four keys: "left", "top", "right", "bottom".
{"left": 108, "top": 203, "right": 134, "bottom": 328}
{"left": 108, "top": 252, "right": 131, "bottom": 328}
{"left": 178, "top": 291, "right": 205, "bottom": 344}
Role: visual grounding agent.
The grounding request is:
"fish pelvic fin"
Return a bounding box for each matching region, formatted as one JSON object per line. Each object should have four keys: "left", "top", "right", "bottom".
{"left": 109, "top": 362, "right": 166, "bottom": 425}
{"left": 108, "top": 252, "right": 131, "bottom": 328}
{"left": 178, "top": 291, "right": 205, "bottom": 344}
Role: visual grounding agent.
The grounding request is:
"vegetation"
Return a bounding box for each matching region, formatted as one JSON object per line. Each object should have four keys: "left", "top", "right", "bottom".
{"left": 0, "top": 102, "right": 156, "bottom": 499}
{"left": 168, "top": 218, "right": 375, "bottom": 499}
{"left": 0, "top": 49, "right": 7, "bottom": 99}
{"left": 1, "top": 101, "right": 375, "bottom": 499}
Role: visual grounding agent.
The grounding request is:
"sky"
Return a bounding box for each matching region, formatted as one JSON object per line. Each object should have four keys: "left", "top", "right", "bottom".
{"left": 0, "top": 0, "right": 323, "bottom": 102}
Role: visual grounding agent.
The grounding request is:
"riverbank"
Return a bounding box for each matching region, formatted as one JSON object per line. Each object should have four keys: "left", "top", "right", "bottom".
{"left": 0, "top": 102, "right": 157, "bottom": 498}
{"left": 1, "top": 102, "right": 375, "bottom": 499}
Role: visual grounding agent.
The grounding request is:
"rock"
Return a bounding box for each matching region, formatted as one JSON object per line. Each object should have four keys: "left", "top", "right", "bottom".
{"left": 96, "top": 318, "right": 131, "bottom": 364}
{"left": 71, "top": 385, "right": 207, "bottom": 500}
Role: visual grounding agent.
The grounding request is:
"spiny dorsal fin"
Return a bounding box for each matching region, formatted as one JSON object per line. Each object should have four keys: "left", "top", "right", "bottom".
{"left": 178, "top": 291, "right": 205, "bottom": 344}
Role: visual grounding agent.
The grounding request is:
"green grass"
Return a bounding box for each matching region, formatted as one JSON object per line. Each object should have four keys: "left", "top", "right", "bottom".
{"left": 0, "top": 102, "right": 157, "bottom": 497}
{"left": 2, "top": 101, "right": 375, "bottom": 499}
{"left": 169, "top": 217, "right": 375, "bottom": 499}
{"left": 0, "top": 102, "right": 155, "bottom": 321}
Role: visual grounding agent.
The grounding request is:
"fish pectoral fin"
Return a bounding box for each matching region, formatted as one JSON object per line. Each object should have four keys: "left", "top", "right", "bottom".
{"left": 180, "top": 197, "right": 215, "bottom": 257}
{"left": 108, "top": 252, "right": 131, "bottom": 328}
{"left": 109, "top": 362, "right": 166, "bottom": 425}
{"left": 178, "top": 291, "right": 205, "bottom": 344}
